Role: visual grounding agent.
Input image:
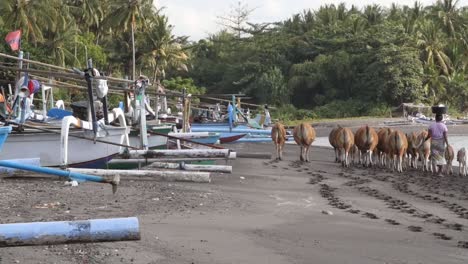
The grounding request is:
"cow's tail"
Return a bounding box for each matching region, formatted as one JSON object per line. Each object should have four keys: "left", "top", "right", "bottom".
{"left": 300, "top": 123, "right": 307, "bottom": 145}
{"left": 365, "top": 125, "right": 371, "bottom": 148}
{"left": 343, "top": 128, "right": 348, "bottom": 148}
{"left": 395, "top": 131, "right": 400, "bottom": 152}
{"left": 273, "top": 126, "right": 279, "bottom": 143}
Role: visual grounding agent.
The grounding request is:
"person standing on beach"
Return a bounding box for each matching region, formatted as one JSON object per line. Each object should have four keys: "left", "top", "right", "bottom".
{"left": 426, "top": 114, "right": 449, "bottom": 175}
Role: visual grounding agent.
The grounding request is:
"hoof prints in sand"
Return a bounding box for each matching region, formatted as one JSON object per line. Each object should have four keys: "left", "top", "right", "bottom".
{"left": 393, "top": 182, "right": 468, "bottom": 220}
{"left": 308, "top": 173, "right": 325, "bottom": 185}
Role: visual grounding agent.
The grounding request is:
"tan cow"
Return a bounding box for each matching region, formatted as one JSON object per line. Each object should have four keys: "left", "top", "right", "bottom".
{"left": 377, "top": 128, "right": 393, "bottom": 168}
{"left": 416, "top": 130, "right": 431, "bottom": 172}
{"left": 350, "top": 144, "right": 359, "bottom": 165}
{"left": 457, "top": 147, "right": 467, "bottom": 176}
{"left": 406, "top": 131, "right": 419, "bottom": 169}
{"left": 445, "top": 144, "right": 454, "bottom": 175}
{"left": 388, "top": 129, "right": 408, "bottom": 173}
{"left": 355, "top": 125, "right": 379, "bottom": 167}
{"left": 293, "top": 122, "right": 316, "bottom": 162}
{"left": 329, "top": 127, "right": 341, "bottom": 163}
{"left": 271, "top": 122, "right": 287, "bottom": 160}
{"left": 334, "top": 127, "right": 355, "bottom": 168}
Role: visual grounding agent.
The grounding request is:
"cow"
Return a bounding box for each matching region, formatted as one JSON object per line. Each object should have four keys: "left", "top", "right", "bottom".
{"left": 406, "top": 131, "right": 419, "bottom": 169}
{"left": 271, "top": 122, "right": 287, "bottom": 160}
{"left": 444, "top": 145, "right": 454, "bottom": 175}
{"left": 457, "top": 148, "right": 467, "bottom": 176}
{"left": 377, "top": 128, "right": 393, "bottom": 168}
{"left": 329, "top": 127, "right": 341, "bottom": 163}
{"left": 334, "top": 127, "right": 355, "bottom": 168}
{"left": 416, "top": 130, "right": 431, "bottom": 173}
{"left": 388, "top": 129, "right": 408, "bottom": 173}
{"left": 293, "top": 122, "right": 316, "bottom": 162}
{"left": 350, "top": 144, "right": 359, "bottom": 166}
{"left": 354, "top": 125, "right": 379, "bottom": 167}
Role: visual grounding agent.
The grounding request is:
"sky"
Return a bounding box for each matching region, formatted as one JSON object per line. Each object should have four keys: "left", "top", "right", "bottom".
{"left": 155, "top": 0, "right": 468, "bottom": 41}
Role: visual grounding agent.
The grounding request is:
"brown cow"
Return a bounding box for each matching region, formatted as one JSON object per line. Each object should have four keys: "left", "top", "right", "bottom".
{"left": 406, "top": 131, "right": 419, "bottom": 169}
{"left": 293, "top": 122, "right": 316, "bottom": 162}
{"left": 354, "top": 125, "right": 379, "bottom": 167}
{"left": 334, "top": 127, "right": 355, "bottom": 168}
{"left": 271, "top": 122, "right": 287, "bottom": 160}
{"left": 388, "top": 129, "right": 408, "bottom": 173}
{"left": 329, "top": 127, "right": 341, "bottom": 163}
{"left": 377, "top": 128, "right": 393, "bottom": 168}
{"left": 445, "top": 145, "right": 454, "bottom": 175}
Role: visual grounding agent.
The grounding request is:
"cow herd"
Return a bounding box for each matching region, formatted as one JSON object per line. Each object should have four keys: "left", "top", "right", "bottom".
{"left": 330, "top": 125, "right": 468, "bottom": 176}
{"left": 271, "top": 122, "right": 316, "bottom": 162}
{"left": 271, "top": 122, "right": 468, "bottom": 177}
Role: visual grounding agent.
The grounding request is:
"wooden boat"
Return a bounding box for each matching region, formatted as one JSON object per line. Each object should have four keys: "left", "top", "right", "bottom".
{"left": 0, "top": 125, "right": 128, "bottom": 168}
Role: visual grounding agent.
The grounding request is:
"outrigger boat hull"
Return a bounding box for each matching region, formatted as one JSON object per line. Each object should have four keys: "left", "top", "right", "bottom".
{"left": 0, "top": 127, "right": 128, "bottom": 168}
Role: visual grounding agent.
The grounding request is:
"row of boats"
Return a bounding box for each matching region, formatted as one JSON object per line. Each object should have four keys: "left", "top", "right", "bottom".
{"left": 0, "top": 54, "right": 280, "bottom": 169}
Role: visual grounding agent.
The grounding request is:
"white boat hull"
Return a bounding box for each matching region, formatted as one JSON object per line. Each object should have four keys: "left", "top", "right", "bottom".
{"left": 0, "top": 127, "right": 128, "bottom": 168}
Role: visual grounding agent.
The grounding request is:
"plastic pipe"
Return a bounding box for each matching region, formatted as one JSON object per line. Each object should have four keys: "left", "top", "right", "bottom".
{"left": 0, "top": 217, "right": 140, "bottom": 247}
{"left": 0, "top": 160, "right": 119, "bottom": 193}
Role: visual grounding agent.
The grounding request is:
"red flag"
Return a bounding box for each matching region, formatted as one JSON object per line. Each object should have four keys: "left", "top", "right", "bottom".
{"left": 5, "top": 30, "right": 21, "bottom": 51}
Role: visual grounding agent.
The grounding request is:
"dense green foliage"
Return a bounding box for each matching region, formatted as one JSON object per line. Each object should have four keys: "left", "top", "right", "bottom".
{"left": 0, "top": 1, "right": 466, "bottom": 118}
{"left": 0, "top": 0, "right": 191, "bottom": 86}
{"left": 189, "top": 1, "right": 468, "bottom": 117}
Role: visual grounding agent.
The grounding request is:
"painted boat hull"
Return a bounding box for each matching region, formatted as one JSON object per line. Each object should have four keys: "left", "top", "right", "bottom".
{"left": 168, "top": 132, "right": 220, "bottom": 145}
{"left": 219, "top": 133, "right": 246, "bottom": 143}
{"left": 0, "top": 127, "right": 128, "bottom": 168}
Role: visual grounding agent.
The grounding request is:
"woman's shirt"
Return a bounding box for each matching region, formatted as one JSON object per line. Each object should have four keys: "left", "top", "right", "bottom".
{"left": 429, "top": 122, "right": 448, "bottom": 140}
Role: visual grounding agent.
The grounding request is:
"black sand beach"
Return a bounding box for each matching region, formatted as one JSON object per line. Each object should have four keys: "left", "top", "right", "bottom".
{"left": 1, "top": 122, "right": 468, "bottom": 263}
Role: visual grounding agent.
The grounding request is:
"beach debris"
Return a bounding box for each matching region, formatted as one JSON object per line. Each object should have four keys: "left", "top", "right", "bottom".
{"left": 321, "top": 210, "right": 333, "bottom": 215}
{"left": 64, "top": 180, "right": 79, "bottom": 187}
{"left": 34, "top": 202, "right": 61, "bottom": 209}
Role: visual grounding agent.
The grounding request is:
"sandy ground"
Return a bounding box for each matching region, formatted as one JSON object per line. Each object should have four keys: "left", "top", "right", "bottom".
{"left": 1, "top": 121, "right": 468, "bottom": 263}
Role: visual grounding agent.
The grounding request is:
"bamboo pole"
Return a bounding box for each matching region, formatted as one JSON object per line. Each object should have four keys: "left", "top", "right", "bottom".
{"left": 145, "top": 162, "right": 232, "bottom": 173}
{"left": 69, "top": 168, "right": 211, "bottom": 183}
{"left": 122, "top": 149, "right": 230, "bottom": 159}
{"left": 148, "top": 130, "right": 225, "bottom": 149}
{"left": 0, "top": 217, "right": 140, "bottom": 247}
{"left": 109, "top": 157, "right": 233, "bottom": 164}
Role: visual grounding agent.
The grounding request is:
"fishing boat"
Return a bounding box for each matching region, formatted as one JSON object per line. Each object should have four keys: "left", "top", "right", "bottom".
{"left": 0, "top": 109, "right": 129, "bottom": 168}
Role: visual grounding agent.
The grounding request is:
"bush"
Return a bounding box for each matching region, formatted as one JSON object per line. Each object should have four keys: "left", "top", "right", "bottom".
{"left": 313, "top": 99, "right": 366, "bottom": 118}
{"left": 271, "top": 104, "right": 317, "bottom": 122}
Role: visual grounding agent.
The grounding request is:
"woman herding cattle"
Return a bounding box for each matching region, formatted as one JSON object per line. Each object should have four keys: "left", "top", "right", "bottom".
{"left": 425, "top": 113, "right": 449, "bottom": 176}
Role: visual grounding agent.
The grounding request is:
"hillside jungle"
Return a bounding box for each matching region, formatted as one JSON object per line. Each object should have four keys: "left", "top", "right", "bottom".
{"left": 0, "top": 0, "right": 466, "bottom": 123}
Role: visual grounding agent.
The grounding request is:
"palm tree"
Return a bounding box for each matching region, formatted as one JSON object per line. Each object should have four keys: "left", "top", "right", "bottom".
{"left": 399, "top": 1, "right": 426, "bottom": 35}
{"left": 0, "top": 0, "right": 60, "bottom": 44}
{"left": 138, "top": 15, "right": 189, "bottom": 84}
{"left": 429, "top": 0, "right": 465, "bottom": 38}
{"left": 103, "top": 0, "right": 157, "bottom": 80}
{"left": 67, "top": 0, "right": 105, "bottom": 37}
{"left": 417, "top": 20, "right": 453, "bottom": 76}
{"left": 45, "top": 24, "right": 80, "bottom": 67}
{"left": 362, "top": 4, "right": 383, "bottom": 26}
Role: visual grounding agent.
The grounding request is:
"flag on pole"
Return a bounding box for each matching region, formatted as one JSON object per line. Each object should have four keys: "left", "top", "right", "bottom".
{"left": 5, "top": 30, "right": 21, "bottom": 51}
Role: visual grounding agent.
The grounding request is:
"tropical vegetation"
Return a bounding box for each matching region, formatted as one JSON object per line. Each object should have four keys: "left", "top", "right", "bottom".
{"left": 0, "top": 0, "right": 466, "bottom": 118}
